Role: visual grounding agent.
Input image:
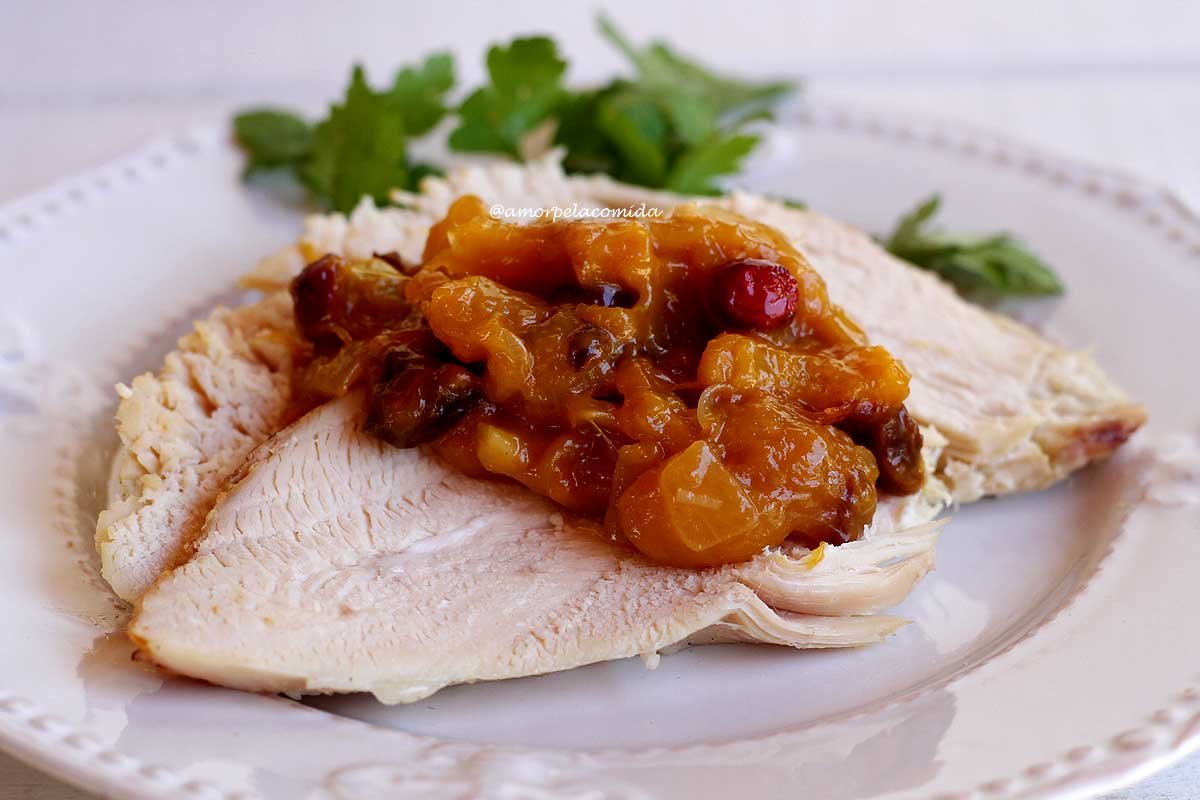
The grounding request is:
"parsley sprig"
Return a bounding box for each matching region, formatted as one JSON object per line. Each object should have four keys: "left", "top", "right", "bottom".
{"left": 883, "top": 195, "right": 1063, "bottom": 296}
{"left": 234, "top": 56, "right": 453, "bottom": 213}
{"left": 231, "top": 23, "right": 1065, "bottom": 297}
{"left": 235, "top": 19, "right": 795, "bottom": 211}
{"left": 448, "top": 18, "right": 796, "bottom": 194}
{"left": 449, "top": 37, "right": 568, "bottom": 159}
{"left": 575, "top": 16, "right": 795, "bottom": 194}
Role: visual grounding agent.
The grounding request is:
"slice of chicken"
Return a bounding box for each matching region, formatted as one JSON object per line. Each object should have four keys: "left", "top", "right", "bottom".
{"left": 130, "top": 393, "right": 944, "bottom": 703}
{"left": 101, "top": 155, "right": 1142, "bottom": 605}
{"left": 96, "top": 290, "right": 301, "bottom": 602}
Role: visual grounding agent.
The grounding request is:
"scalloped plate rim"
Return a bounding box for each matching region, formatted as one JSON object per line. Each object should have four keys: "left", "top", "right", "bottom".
{"left": 0, "top": 101, "right": 1198, "bottom": 800}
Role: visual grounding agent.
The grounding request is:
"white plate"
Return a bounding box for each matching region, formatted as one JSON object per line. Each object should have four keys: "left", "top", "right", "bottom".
{"left": 2, "top": 103, "right": 1199, "bottom": 800}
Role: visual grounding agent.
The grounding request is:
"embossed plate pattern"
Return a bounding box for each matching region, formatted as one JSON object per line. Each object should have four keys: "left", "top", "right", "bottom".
{"left": 1, "top": 104, "right": 1198, "bottom": 799}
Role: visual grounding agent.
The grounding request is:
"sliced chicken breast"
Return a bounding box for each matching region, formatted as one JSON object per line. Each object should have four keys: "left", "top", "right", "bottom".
{"left": 130, "top": 393, "right": 945, "bottom": 703}
{"left": 96, "top": 291, "right": 301, "bottom": 601}
{"left": 101, "top": 156, "right": 1142, "bottom": 617}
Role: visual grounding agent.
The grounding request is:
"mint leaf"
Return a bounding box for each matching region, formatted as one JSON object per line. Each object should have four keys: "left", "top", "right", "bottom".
{"left": 233, "top": 109, "right": 312, "bottom": 176}
{"left": 449, "top": 37, "right": 567, "bottom": 159}
{"left": 884, "top": 195, "right": 1065, "bottom": 296}
{"left": 300, "top": 65, "right": 414, "bottom": 213}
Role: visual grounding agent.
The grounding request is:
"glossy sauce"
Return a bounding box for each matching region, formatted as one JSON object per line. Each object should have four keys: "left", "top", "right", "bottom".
{"left": 291, "top": 196, "right": 923, "bottom": 567}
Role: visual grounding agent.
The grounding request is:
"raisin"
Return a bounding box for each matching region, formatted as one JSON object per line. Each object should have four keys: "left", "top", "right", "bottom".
{"left": 371, "top": 328, "right": 445, "bottom": 382}
{"left": 365, "top": 363, "right": 481, "bottom": 448}
{"left": 374, "top": 251, "right": 418, "bottom": 276}
{"left": 292, "top": 254, "right": 344, "bottom": 349}
{"left": 844, "top": 407, "right": 925, "bottom": 494}
{"left": 568, "top": 326, "right": 619, "bottom": 371}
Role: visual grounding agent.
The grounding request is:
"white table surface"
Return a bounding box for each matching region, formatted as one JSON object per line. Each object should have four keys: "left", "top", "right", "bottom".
{"left": 2, "top": 2, "right": 1197, "bottom": 797}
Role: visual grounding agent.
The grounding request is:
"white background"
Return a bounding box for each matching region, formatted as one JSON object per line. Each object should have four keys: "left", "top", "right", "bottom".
{"left": 1, "top": 1, "right": 1197, "bottom": 797}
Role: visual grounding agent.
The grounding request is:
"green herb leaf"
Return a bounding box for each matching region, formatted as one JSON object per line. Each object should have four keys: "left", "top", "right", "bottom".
{"left": 408, "top": 162, "right": 445, "bottom": 187}
{"left": 444, "top": 21, "right": 795, "bottom": 192}
{"left": 888, "top": 195, "right": 940, "bottom": 245}
{"left": 391, "top": 52, "right": 456, "bottom": 136}
{"left": 555, "top": 87, "right": 622, "bottom": 175}
{"left": 597, "top": 16, "right": 794, "bottom": 123}
{"left": 449, "top": 37, "right": 568, "bottom": 159}
{"left": 234, "top": 55, "right": 454, "bottom": 212}
{"left": 595, "top": 89, "right": 670, "bottom": 187}
{"left": 300, "top": 65, "right": 415, "bottom": 213}
{"left": 232, "top": 109, "right": 313, "bottom": 176}
{"left": 554, "top": 17, "right": 796, "bottom": 193}
{"left": 659, "top": 92, "right": 718, "bottom": 145}
{"left": 666, "top": 133, "right": 759, "bottom": 195}
{"left": 884, "top": 195, "right": 1064, "bottom": 295}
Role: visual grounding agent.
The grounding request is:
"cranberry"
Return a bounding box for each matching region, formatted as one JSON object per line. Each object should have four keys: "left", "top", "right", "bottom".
{"left": 708, "top": 260, "right": 798, "bottom": 330}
